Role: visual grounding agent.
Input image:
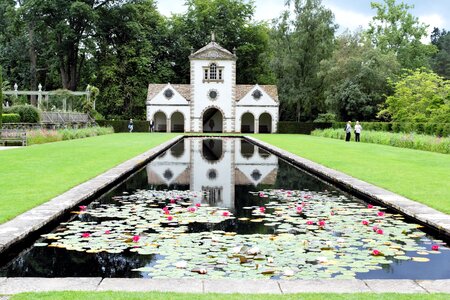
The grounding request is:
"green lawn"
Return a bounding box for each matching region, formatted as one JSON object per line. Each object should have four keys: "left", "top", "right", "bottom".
{"left": 0, "top": 133, "right": 178, "bottom": 223}
{"left": 257, "top": 134, "right": 450, "bottom": 214}
{"left": 9, "top": 292, "right": 450, "bottom": 300}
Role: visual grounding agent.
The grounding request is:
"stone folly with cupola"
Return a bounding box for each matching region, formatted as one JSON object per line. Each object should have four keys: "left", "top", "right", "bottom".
{"left": 146, "top": 35, "right": 279, "bottom": 133}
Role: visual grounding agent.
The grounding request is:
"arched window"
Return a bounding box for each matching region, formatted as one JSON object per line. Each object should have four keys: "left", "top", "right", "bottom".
{"left": 209, "top": 63, "right": 217, "bottom": 80}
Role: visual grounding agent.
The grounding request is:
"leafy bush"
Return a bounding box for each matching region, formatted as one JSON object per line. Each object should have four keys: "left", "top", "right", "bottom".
{"left": 1, "top": 113, "right": 20, "bottom": 123}
{"left": 278, "top": 122, "right": 332, "bottom": 134}
{"left": 312, "top": 128, "right": 450, "bottom": 154}
{"left": 96, "top": 120, "right": 150, "bottom": 132}
{"left": 27, "top": 126, "right": 114, "bottom": 145}
{"left": 4, "top": 105, "right": 41, "bottom": 123}
{"left": 314, "top": 113, "right": 336, "bottom": 123}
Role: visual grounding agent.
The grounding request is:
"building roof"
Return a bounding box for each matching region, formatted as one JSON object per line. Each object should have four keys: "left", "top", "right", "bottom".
{"left": 147, "top": 84, "right": 191, "bottom": 101}
{"left": 189, "top": 41, "right": 236, "bottom": 60}
{"left": 235, "top": 85, "right": 279, "bottom": 102}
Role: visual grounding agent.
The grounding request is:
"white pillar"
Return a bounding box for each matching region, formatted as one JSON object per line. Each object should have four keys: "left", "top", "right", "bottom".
{"left": 255, "top": 119, "right": 259, "bottom": 134}
{"left": 167, "top": 118, "right": 171, "bottom": 133}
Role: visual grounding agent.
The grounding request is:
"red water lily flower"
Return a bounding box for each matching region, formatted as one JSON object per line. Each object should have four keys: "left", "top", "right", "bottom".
{"left": 362, "top": 220, "right": 369, "bottom": 226}
{"left": 372, "top": 249, "right": 380, "bottom": 256}
{"left": 318, "top": 220, "right": 326, "bottom": 227}
{"left": 377, "top": 211, "right": 385, "bottom": 217}
{"left": 170, "top": 199, "right": 176, "bottom": 204}
{"left": 368, "top": 204, "right": 374, "bottom": 209}
{"left": 79, "top": 205, "right": 87, "bottom": 211}
{"left": 432, "top": 244, "right": 439, "bottom": 251}
{"left": 376, "top": 229, "right": 384, "bottom": 235}
{"left": 82, "top": 232, "right": 90, "bottom": 238}
{"left": 104, "top": 230, "right": 111, "bottom": 234}
{"left": 164, "top": 210, "right": 170, "bottom": 215}
{"left": 167, "top": 215, "right": 174, "bottom": 221}
{"left": 306, "top": 220, "right": 314, "bottom": 225}
{"left": 222, "top": 211, "right": 230, "bottom": 217}
{"left": 195, "top": 203, "right": 201, "bottom": 207}
{"left": 259, "top": 207, "right": 266, "bottom": 213}
{"left": 132, "top": 235, "right": 140, "bottom": 242}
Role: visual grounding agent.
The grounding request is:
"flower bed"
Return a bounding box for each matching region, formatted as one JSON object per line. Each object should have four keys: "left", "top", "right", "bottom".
{"left": 27, "top": 126, "right": 114, "bottom": 145}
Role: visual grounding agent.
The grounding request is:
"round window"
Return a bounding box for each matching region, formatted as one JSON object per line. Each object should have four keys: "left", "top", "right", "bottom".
{"left": 164, "top": 89, "right": 174, "bottom": 99}
{"left": 207, "top": 169, "right": 217, "bottom": 180}
{"left": 208, "top": 90, "right": 218, "bottom": 100}
{"left": 252, "top": 89, "right": 262, "bottom": 100}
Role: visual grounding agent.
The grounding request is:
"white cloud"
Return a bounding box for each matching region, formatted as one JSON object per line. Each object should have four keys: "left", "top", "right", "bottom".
{"left": 326, "top": 4, "right": 372, "bottom": 32}
{"left": 419, "top": 13, "right": 445, "bottom": 43}
{"left": 157, "top": 0, "right": 186, "bottom": 17}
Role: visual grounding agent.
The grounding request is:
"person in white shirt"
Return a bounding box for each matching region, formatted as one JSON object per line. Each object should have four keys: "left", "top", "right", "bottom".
{"left": 345, "top": 121, "right": 352, "bottom": 142}
{"left": 354, "top": 121, "right": 362, "bottom": 142}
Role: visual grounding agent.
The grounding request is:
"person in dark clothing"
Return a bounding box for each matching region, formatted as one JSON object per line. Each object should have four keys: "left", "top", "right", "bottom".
{"left": 128, "top": 118, "right": 134, "bottom": 133}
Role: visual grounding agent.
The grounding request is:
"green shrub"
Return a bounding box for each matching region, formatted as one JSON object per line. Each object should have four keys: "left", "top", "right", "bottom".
{"left": 1, "top": 113, "right": 20, "bottom": 123}
{"left": 312, "top": 128, "right": 450, "bottom": 154}
{"left": 332, "top": 122, "right": 449, "bottom": 137}
{"left": 4, "top": 105, "right": 41, "bottom": 123}
{"left": 96, "top": 120, "right": 150, "bottom": 132}
{"left": 277, "top": 122, "right": 332, "bottom": 134}
{"left": 313, "top": 113, "right": 336, "bottom": 123}
{"left": 27, "top": 126, "right": 113, "bottom": 145}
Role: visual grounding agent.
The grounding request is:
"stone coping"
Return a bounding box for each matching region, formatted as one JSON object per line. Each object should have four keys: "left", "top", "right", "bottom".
{"left": 0, "top": 278, "right": 449, "bottom": 294}
{"left": 0, "top": 136, "right": 184, "bottom": 254}
{"left": 245, "top": 136, "right": 450, "bottom": 238}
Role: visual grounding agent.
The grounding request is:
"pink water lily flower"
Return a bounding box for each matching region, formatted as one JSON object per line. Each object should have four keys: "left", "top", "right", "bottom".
{"left": 259, "top": 207, "right": 266, "bottom": 213}
{"left": 432, "top": 244, "right": 439, "bottom": 251}
{"left": 330, "top": 211, "right": 335, "bottom": 216}
{"left": 377, "top": 211, "right": 385, "bottom": 217}
{"left": 376, "top": 229, "right": 384, "bottom": 235}
{"left": 162, "top": 206, "right": 169, "bottom": 212}
{"left": 222, "top": 211, "right": 230, "bottom": 217}
{"left": 372, "top": 225, "right": 378, "bottom": 232}
{"left": 362, "top": 220, "right": 369, "bottom": 226}
{"left": 79, "top": 205, "right": 87, "bottom": 211}
{"left": 170, "top": 199, "right": 176, "bottom": 204}
{"left": 164, "top": 210, "right": 170, "bottom": 215}
{"left": 104, "top": 230, "right": 111, "bottom": 234}
{"left": 296, "top": 206, "right": 303, "bottom": 213}
{"left": 304, "top": 195, "right": 312, "bottom": 199}
{"left": 82, "top": 232, "right": 90, "bottom": 238}
{"left": 132, "top": 235, "right": 140, "bottom": 242}
{"left": 318, "top": 220, "right": 326, "bottom": 227}
{"left": 372, "top": 249, "right": 380, "bottom": 256}
{"left": 259, "top": 192, "right": 265, "bottom": 197}
{"left": 306, "top": 220, "right": 314, "bottom": 225}
{"left": 188, "top": 207, "right": 197, "bottom": 213}
{"left": 368, "top": 204, "right": 374, "bottom": 209}
{"left": 167, "top": 215, "right": 174, "bottom": 221}
{"left": 195, "top": 203, "right": 201, "bottom": 207}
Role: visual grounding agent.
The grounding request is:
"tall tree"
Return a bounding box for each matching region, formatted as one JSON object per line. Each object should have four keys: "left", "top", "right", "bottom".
{"left": 270, "top": 0, "right": 337, "bottom": 121}
{"left": 167, "top": 0, "right": 273, "bottom": 84}
{"left": 94, "top": 0, "right": 172, "bottom": 119}
{"left": 430, "top": 27, "right": 450, "bottom": 79}
{"left": 367, "top": 0, "right": 436, "bottom": 70}
{"left": 320, "top": 31, "right": 399, "bottom": 121}
{"left": 0, "top": 66, "right": 3, "bottom": 128}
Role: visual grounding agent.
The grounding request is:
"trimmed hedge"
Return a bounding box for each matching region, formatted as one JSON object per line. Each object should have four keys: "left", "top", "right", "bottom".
{"left": 332, "top": 122, "right": 450, "bottom": 137}
{"left": 278, "top": 122, "right": 332, "bottom": 134}
{"left": 312, "top": 128, "right": 450, "bottom": 154}
{"left": 96, "top": 120, "right": 151, "bottom": 133}
{"left": 1, "top": 113, "right": 21, "bottom": 123}
{"left": 4, "top": 105, "right": 41, "bottom": 123}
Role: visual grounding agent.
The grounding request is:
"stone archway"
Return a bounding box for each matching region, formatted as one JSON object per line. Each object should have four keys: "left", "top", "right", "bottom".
{"left": 259, "top": 113, "right": 272, "bottom": 133}
{"left": 171, "top": 111, "right": 184, "bottom": 132}
{"left": 202, "top": 107, "right": 223, "bottom": 133}
{"left": 153, "top": 111, "right": 167, "bottom": 132}
{"left": 240, "top": 112, "right": 255, "bottom": 133}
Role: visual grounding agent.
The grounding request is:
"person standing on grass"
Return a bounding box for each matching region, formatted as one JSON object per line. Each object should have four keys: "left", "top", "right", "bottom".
{"left": 128, "top": 118, "right": 134, "bottom": 133}
{"left": 345, "top": 121, "right": 352, "bottom": 142}
{"left": 150, "top": 119, "right": 154, "bottom": 132}
{"left": 354, "top": 121, "right": 362, "bottom": 142}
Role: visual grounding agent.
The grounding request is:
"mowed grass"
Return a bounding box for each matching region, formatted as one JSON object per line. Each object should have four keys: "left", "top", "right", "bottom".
{"left": 0, "top": 133, "right": 178, "bottom": 224}
{"left": 9, "top": 292, "right": 450, "bottom": 300}
{"left": 256, "top": 134, "right": 450, "bottom": 214}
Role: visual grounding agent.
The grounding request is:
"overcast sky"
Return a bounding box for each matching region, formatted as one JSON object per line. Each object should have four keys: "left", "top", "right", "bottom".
{"left": 156, "top": 0, "right": 450, "bottom": 40}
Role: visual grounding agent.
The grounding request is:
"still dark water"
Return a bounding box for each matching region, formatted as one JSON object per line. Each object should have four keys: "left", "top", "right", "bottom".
{"left": 1, "top": 137, "right": 449, "bottom": 279}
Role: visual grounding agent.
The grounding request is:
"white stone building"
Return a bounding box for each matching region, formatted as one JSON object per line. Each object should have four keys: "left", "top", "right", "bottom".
{"left": 146, "top": 38, "right": 279, "bottom": 133}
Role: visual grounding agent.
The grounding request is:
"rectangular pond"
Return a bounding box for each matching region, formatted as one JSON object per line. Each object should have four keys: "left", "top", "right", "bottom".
{"left": 1, "top": 137, "right": 449, "bottom": 280}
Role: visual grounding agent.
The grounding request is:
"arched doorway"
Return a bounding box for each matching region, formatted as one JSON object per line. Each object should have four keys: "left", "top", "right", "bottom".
{"left": 259, "top": 113, "right": 272, "bottom": 133}
{"left": 240, "top": 112, "right": 255, "bottom": 133}
{"left": 154, "top": 111, "right": 167, "bottom": 132}
{"left": 202, "top": 107, "right": 223, "bottom": 133}
{"left": 171, "top": 112, "right": 184, "bottom": 132}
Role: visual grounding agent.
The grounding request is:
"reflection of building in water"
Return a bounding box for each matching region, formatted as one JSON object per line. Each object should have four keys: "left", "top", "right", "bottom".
{"left": 146, "top": 138, "right": 278, "bottom": 209}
